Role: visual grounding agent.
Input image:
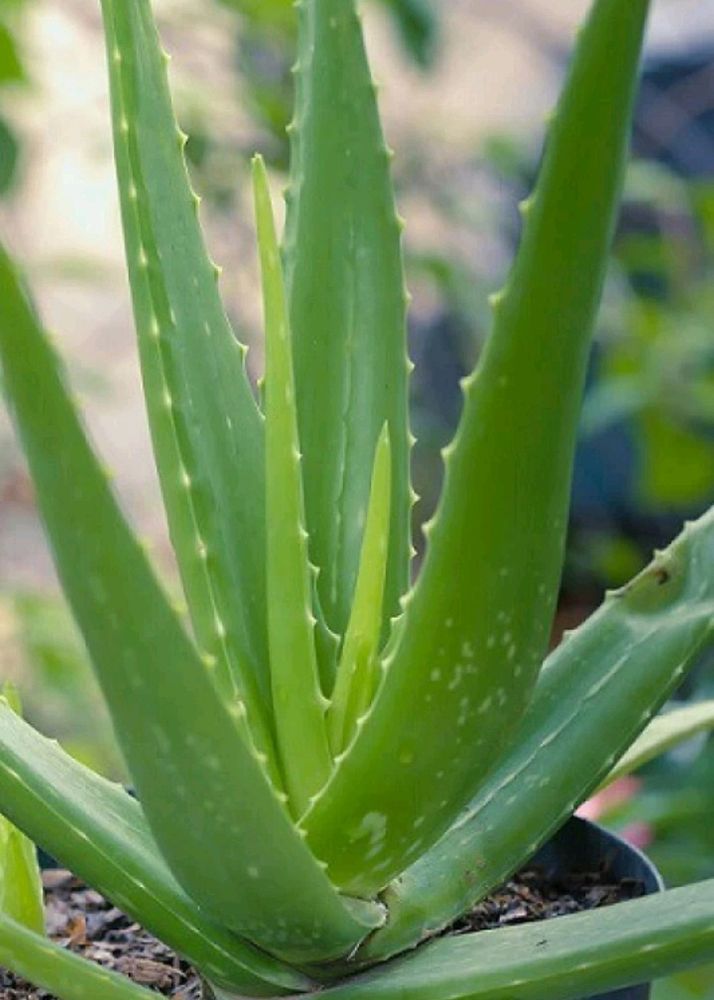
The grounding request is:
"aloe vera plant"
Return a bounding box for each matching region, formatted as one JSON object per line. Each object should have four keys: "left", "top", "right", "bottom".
{"left": 0, "top": 0, "right": 714, "bottom": 997}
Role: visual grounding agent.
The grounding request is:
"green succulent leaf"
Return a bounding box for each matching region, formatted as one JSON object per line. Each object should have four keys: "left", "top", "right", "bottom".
{"left": 328, "top": 425, "right": 392, "bottom": 757}
{"left": 302, "top": 0, "right": 651, "bottom": 896}
{"left": 599, "top": 699, "right": 714, "bottom": 790}
{"left": 0, "top": 245, "right": 381, "bottom": 964}
{"left": 100, "top": 0, "right": 276, "bottom": 773}
{"left": 284, "top": 0, "right": 412, "bottom": 646}
{"left": 0, "top": 686, "right": 43, "bottom": 937}
{"left": 365, "top": 507, "right": 714, "bottom": 962}
{"left": 0, "top": 701, "right": 307, "bottom": 995}
{"left": 0, "top": 823, "right": 44, "bottom": 936}
{"left": 322, "top": 881, "right": 714, "bottom": 1000}
{"left": 253, "top": 153, "right": 332, "bottom": 817}
{"left": 0, "top": 910, "right": 157, "bottom": 1000}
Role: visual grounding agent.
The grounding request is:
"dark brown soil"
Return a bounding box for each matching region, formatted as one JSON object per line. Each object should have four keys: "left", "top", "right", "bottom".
{"left": 0, "top": 865, "right": 645, "bottom": 998}
{"left": 0, "top": 870, "right": 201, "bottom": 999}
{"left": 450, "top": 867, "right": 646, "bottom": 935}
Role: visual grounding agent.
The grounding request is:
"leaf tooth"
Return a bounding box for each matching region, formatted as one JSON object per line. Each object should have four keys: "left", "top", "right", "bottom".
{"left": 458, "top": 370, "right": 477, "bottom": 394}
{"left": 518, "top": 195, "right": 536, "bottom": 218}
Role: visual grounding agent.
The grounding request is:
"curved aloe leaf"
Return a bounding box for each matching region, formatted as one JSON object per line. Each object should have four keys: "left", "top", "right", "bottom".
{"left": 254, "top": 155, "right": 332, "bottom": 815}
{"left": 0, "top": 911, "right": 157, "bottom": 1000}
{"left": 100, "top": 0, "right": 276, "bottom": 772}
{"left": 0, "top": 246, "right": 381, "bottom": 963}
{"left": 363, "top": 508, "right": 714, "bottom": 963}
{"left": 302, "top": 0, "right": 651, "bottom": 895}
{"left": 284, "top": 0, "right": 411, "bottom": 645}
{"left": 0, "top": 702, "right": 307, "bottom": 995}
{"left": 0, "top": 822, "right": 43, "bottom": 936}
{"left": 322, "top": 881, "right": 714, "bottom": 1000}
{"left": 0, "top": 685, "right": 43, "bottom": 936}
{"left": 599, "top": 699, "right": 714, "bottom": 790}
{"left": 328, "top": 425, "right": 392, "bottom": 757}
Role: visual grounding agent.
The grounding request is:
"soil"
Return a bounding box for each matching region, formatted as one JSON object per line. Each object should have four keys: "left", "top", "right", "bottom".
{"left": 449, "top": 866, "right": 646, "bottom": 935}
{"left": 0, "top": 870, "right": 201, "bottom": 1000}
{"left": 0, "top": 865, "right": 645, "bottom": 999}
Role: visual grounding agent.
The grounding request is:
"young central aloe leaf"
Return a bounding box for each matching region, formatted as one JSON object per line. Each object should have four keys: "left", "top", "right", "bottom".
{"left": 328, "top": 425, "right": 392, "bottom": 756}
{"left": 302, "top": 0, "right": 651, "bottom": 894}
{"left": 101, "top": 0, "right": 276, "bottom": 777}
{"left": 253, "top": 154, "right": 332, "bottom": 816}
{"left": 284, "top": 0, "right": 412, "bottom": 646}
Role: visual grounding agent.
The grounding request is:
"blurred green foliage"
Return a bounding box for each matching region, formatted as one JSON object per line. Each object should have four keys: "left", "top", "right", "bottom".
{"left": 184, "top": 0, "right": 438, "bottom": 178}
{"left": 3, "top": 593, "right": 124, "bottom": 780}
{"left": 588, "top": 166, "right": 714, "bottom": 510}
{"left": 0, "top": 0, "right": 27, "bottom": 197}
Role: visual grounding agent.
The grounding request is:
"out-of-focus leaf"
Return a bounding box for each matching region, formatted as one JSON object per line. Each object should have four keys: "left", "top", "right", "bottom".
{"left": 0, "top": 114, "right": 19, "bottom": 194}
{"left": 600, "top": 701, "right": 714, "bottom": 790}
{"left": 380, "top": 0, "right": 438, "bottom": 69}
{"left": 0, "top": 22, "right": 23, "bottom": 84}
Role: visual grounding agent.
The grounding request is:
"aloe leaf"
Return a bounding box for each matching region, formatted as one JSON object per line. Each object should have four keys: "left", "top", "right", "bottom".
{"left": 253, "top": 154, "right": 332, "bottom": 816}
{"left": 0, "top": 686, "right": 44, "bottom": 936}
{"left": 322, "top": 881, "right": 714, "bottom": 1000}
{"left": 0, "top": 825, "right": 44, "bottom": 936}
{"left": 328, "top": 425, "right": 392, "bottom": 757}
{"left": 0, "top": 246, "right": 382, "bottom": 963}
{"left": 363, "top": 508, "right": 714, "bottom": 963}
{"left": 0, "top": 701, "right": 307, "bottom": 995}
{"left": 0, "top": 911, "right": 157, "bottom": 1000}
{"left": 302, "top": 0, "right": 651, "bottom": 895}
{"left": 100, "top": 0, "right": 276, "bottom": 770}
{"left": 284, "top": 0, "right": 411, "bottom": 643}
{"left": 599, "top": 699, "right": 714, "bottom": 791}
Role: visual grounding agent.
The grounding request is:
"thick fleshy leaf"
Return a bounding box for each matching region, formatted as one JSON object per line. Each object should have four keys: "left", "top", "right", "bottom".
{"left": 599, "top": 699, "right": 714, "bottom": 790}
{"left": 328, "top": 426, "right": 392, "bottom": 757}
{"left": 302, "top": 0, "right": 651, "bottom": 895}
{"left": 254, "top": 154, "right": 332, "bottom": 815}
{"left": 0, "top": 245, "right": 382, "bottom": 963}
{"left": 0, "top": 911, "right": 157, "bottom": 1000}
{"left": 284, "top": 0, "right": 411, "bottom": 645}
{"left": 100, "top": 0, "right": 276, "bottom": 770}
{"left": 322, "top": 881, "right": 714, "bottom": 1000}
{"left": 0, "top": 686, "right": 44, "bottom": 936}
{"left": 363, "top": 508, "right": 714, "bottom": 963}
{"left": 0, "top": 702, "right": 307, "bottom": 995}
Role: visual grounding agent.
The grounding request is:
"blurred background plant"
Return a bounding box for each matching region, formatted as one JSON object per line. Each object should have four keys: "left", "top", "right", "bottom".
{"left": 0, "top": 1, "right": 713, "bottom": 995}
{"left": 0, "top": 0, "right": 28, "bottom": 198}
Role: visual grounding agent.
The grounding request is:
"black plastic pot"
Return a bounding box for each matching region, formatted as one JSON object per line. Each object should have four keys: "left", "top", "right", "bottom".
{"left": 531, "top": 815, "right": 664, "bottom": 1000}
